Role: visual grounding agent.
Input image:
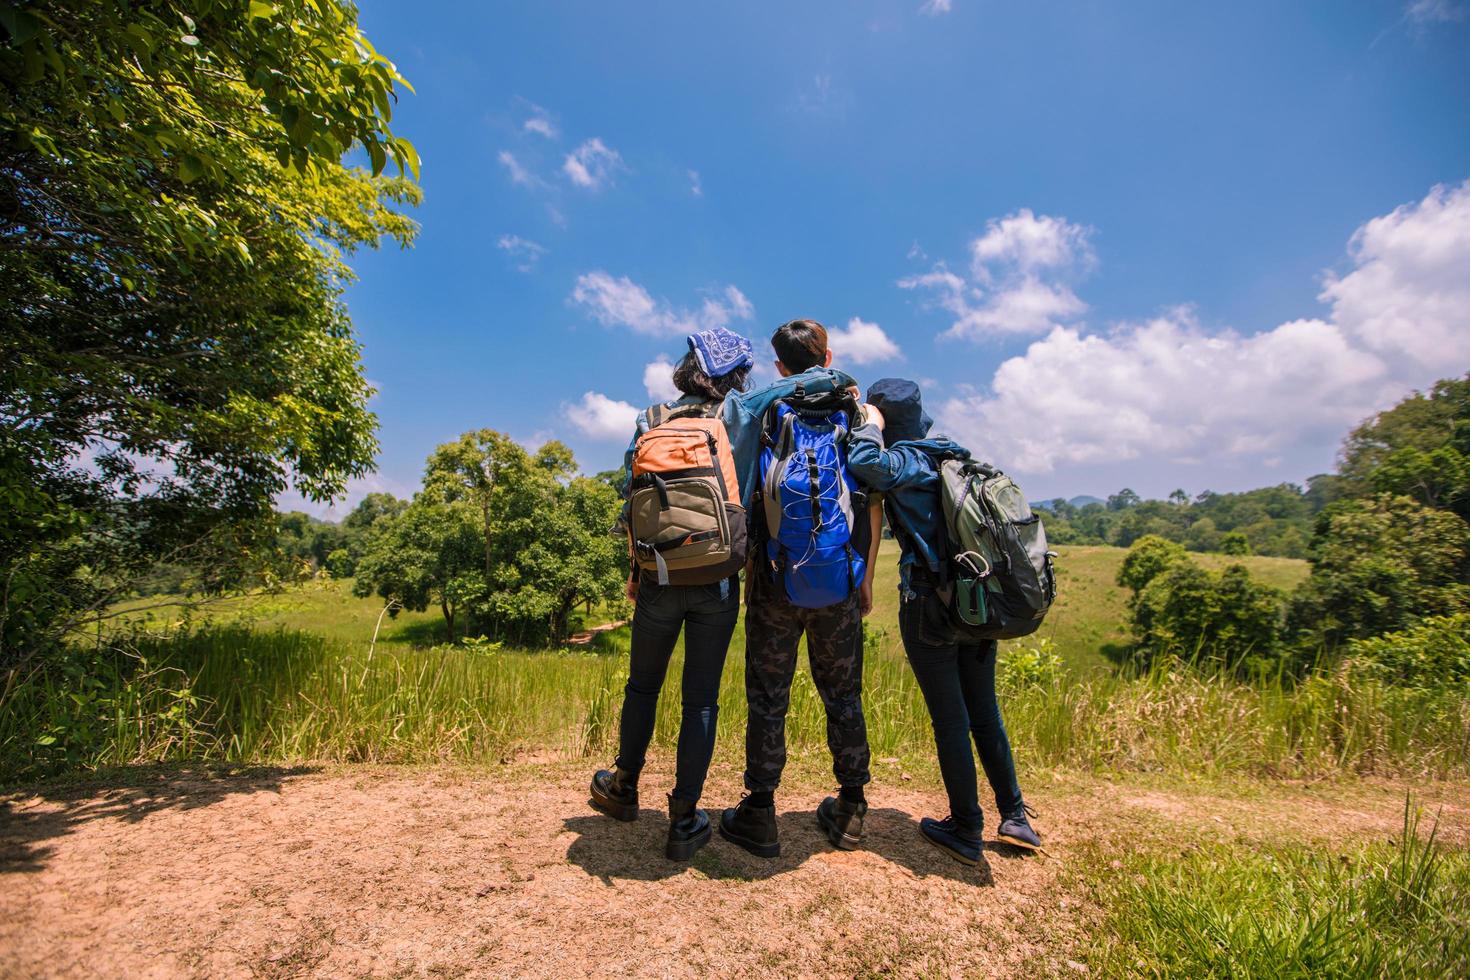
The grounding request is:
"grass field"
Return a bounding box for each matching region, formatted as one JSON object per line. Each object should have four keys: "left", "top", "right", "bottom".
{"left": 13, "top": 543, "right": 1464, "bottom": 785}
{"left": 6, "top": 544, "right": 1468, "bottom": 977}
{"left": 112, "top": 542, "right": 1313, "bottom": 672}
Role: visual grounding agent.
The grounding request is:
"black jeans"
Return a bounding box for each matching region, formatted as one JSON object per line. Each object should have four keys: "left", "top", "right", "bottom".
{"left": 743, "top": 568, "right": 871, "bottom": 793}
{"left": 614, "top": 576, "right": 739, "bottom": 803}
{"left": 898, "top": 591, "right": 1024, "bottom": 833}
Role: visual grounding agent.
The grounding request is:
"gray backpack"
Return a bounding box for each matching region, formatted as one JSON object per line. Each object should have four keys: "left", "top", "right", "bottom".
{"left": 938, "top": 460, "right": 1056, "bottom": 640}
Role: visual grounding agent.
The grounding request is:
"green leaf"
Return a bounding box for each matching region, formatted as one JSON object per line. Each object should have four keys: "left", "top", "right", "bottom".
{"left": 0, "top": 6, "right": 40, "bottom": 44}
{"left": 181, "top": 33, "right": 200, "bottom": 46}
{"left": 248, "top": 1, "right": 277, "bottom": 21}
{"left": 178, "top": 153, "right": 205, "bottom": 183}
{"left": 395, "top": 137, "right": 421, "bottom": 181}
{"left": 366, "top": 138, "right": 385, "bottom": 176}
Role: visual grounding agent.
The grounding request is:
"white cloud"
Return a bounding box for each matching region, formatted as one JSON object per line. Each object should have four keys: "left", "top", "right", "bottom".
{"left": 1406, "top": 0, "right": 1465, "bottom": 23}
{"left": 688, "top": 169, "right": 703, "bottom": 197}
{"left": 901, "top": 209, "right": 1095, "bottom": 338}
{"left": 497, "top": 150, "right": 540, "bottom": 188}
{"left": 1319, "top": 180, "right": 1470, "bottom": 374}
{"left": 563, "top": 138, "right": 625, "bottom": 190}
{"left": 920, "top": 0, "right": 953, "bottom": 15}
{"left": 522, "top": 105, "right": 558, "bottom": 139}
{"left": 935, "top": 181, "right": 1470, "bottom": 476}
{"left": 570, "top": 272, "right": 755, "bottom": 337}
{"left": 643, "top": 357, "right": 680, "bottom": 402}
{"left": 567, "top": 391, "right": 639, "bottom": 441}
{"left": 497, "top": 234, "right": 546, "bottom": 272}
{"left": 826, "top": 317, "right": 902, "bottom": 365}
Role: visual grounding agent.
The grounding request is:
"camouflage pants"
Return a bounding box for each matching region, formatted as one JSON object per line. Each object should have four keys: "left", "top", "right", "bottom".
{"left": 743, "top": 567, "right": 871, "bottom": 793}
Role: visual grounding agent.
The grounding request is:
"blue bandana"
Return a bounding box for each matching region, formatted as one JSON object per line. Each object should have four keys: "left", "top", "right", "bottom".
{"left": 688, "top": 326, "right": 755, "bottom": 378}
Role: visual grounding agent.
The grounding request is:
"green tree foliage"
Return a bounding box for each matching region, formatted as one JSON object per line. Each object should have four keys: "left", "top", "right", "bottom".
{"left": 1219, "top": 531, "right": 1252, "bottom": 556}
{"left": 1338, "top": 374, "right": 1470, "bottom": 510}
{"left": 1115, "top": 534, "right": 1187, "bottom": 596}
{"left": 1288, "top": 495, "right": 1470, "bottom": 648}
{"left": 353, "top": 499, "right": 482, "bottom": 643}
{"left": 0, "top": 1, "right": 419, "bottom": 668}
{"left": 1345, "top": 615, "right": 1470, "bottom": 691}
{"left": 1043, "top": 483, "right": 1320, "bottom": 558}
{"left": 1122, "top": 548, "right": 1285, "bottom": 674}
{"left": 354, "top": 432, "right": 624, "bottom": 645}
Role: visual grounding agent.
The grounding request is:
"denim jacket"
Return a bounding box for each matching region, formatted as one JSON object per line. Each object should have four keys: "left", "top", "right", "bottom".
{"left": 717, "top": 366, "right": 858, "bottom": 511}
{"left": 845, "top": 421, "right": 971, "bottom": 592}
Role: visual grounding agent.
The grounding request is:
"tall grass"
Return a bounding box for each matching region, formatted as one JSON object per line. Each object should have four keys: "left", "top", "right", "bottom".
{"left": 1084, "top": 797, "right": 1470, "bottom": 977}
{"left": 3, "top": 623, "right": 1467, "bottom": 781}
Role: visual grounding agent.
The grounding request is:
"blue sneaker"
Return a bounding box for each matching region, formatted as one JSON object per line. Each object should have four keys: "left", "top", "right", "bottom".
{"left": 919, "top": 815, "right": 984, "bottom": 866}
{"left": 997, "top": 804, "right": 1041, "bottom": 851}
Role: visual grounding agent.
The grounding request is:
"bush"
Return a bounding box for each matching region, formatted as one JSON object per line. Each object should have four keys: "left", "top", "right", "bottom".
{"left": 1219, "top": 530, "right": 1252, "bottom": 555}
{"left": 1128, "top": 555, "right": 1285, "bottom": 674}
{"left": 1345, "top": 615, "right": 1470, "bottom": 691}
{"left": 1116, "top": 534, "right": 1187, "bottom": 595}
{"left": 1289, "top": 494, "right": 1470, "bottom": 647}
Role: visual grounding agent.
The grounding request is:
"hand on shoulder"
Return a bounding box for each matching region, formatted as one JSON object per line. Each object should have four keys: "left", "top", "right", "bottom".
{"left": 861, "top": 404, "right": 886, "bottom": 430}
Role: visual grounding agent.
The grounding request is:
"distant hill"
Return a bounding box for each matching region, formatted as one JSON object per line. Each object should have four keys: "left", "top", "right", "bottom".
{"left": 1034, "top": 495, "right": 1105, "bottom": 511}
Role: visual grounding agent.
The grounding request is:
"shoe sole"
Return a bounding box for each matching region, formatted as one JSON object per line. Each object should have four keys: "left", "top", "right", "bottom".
{"left": 816, "top": 809, "right": 864, "bottom": 851}
{"left": 666, "top": 824, "right": 712, "bottom": 861}
{"left": 996, "top": 832, "right": 1041, "bottom": 852}
{"left": 718, "top": 819, "right": 780, "bottom": 858}
{"left": 588, "top": 779, "right": 638, "bottom": 822}
{"left": 921, "top": 830, "right": 981, "bottom": 866}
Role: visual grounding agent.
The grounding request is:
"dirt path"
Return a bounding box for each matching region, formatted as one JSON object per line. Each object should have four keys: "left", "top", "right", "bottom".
{"left": 2, "top": 762, "right": 1466, "bottom": 978}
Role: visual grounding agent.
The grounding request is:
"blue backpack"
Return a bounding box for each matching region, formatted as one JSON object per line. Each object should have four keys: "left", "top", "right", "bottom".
{"left": 757, "top": 387, "right": 867, "bottom": 608}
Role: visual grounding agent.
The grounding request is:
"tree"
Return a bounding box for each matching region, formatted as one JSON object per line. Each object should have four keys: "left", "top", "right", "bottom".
{"left": 353, "top": 501, "right": 483, "bottom": 643}
{"left": 1168, "top": 488, "right": 1189, "bottom": 507}
{"left": 1338, "top": 374, "right": 1470, "bottom": 497}
{"left": 1219, "top": 531, "right": 1252, "bottom": 556}
{"left": 1289, "top": 495, "right": 1470, "bottom": 648}
{"left": 344, "top": 493, "right": 408, "bottom": 532}
{"left": 356, "top": 431, "right": 624, "bottom": 645}
{"left": 1107, "top": 488, "right": 1141, "bottom": 511}
{"left": 1, "top": 1, "right": 420, "bottom": 668}
{"left": 1132, "top": 561, "right": 1284, "bottom": 673}
{"left": 1116, "top": 535, "right": 1188, "bottom": 597}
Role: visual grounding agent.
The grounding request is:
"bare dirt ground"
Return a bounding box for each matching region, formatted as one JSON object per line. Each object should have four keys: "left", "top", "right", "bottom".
{"left": 3, "top": 760, "right": 1466, "bottom": 979}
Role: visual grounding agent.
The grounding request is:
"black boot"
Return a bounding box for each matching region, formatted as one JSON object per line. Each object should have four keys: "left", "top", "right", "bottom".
{"left": 666, "top": 795, "right": 711, "bottom": 861}
{"left": 589, "top": 767, "right": 638, "bottom": 821}
{"left": 817, "top": 794, "right": 868, "bottom": 851}
{"left": 719, "top": 795, "right": 780, "bottom": 858}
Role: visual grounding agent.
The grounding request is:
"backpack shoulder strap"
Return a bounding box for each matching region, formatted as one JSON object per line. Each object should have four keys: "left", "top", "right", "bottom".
{"left": 644, "top": 400, "right": 717, "bottom": 430}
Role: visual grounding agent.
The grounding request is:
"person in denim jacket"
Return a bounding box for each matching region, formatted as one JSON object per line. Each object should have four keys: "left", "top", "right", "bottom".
{"left": 847, "top": 377, "right": 1042, "bottom": 865}
{"left": 716, "top": 320, "right": 876, "bottom": 860}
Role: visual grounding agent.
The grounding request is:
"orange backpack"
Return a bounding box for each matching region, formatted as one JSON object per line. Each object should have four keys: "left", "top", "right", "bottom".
{"left": 628, "top": 404, "right": 747, "bottom": 585}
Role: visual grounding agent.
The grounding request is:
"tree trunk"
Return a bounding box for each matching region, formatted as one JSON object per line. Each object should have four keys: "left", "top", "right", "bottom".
{"left": 442, "top": 600, "right": 456, "bottom": 644}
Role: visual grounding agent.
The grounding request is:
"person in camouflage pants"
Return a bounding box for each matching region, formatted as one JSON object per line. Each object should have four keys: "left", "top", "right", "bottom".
{"left": 714, "top": 318, "right": 876, "bottom": 858}
{"left": 742, "top": 567, "right": 871, "bottom": 794}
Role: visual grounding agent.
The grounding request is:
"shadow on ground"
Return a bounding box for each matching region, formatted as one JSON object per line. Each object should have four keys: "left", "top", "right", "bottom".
{"left": 563, "top": 804, "right": 1038, "bottom": 887}
{"left": 0, "top": 763, "right": 318, "bottom": 875}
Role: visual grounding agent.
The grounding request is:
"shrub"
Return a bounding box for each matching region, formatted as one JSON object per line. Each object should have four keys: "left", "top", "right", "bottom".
{"left": 1345, "top": 615, "right": 1470, "bottom": 691}
{"left": 1132, "top": 561, "right": 1285, "bottom": 673}
{"left": 1289, "top": 494, "right": 1470, "bottom": 647}
{"left": 1219, "top": 530, "right": 1252, "bottom": 555}
{"left": 1116, "top": 534, "right": 1187, "bottom": 595}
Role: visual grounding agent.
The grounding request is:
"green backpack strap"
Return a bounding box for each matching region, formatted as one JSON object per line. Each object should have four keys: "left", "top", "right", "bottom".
{"left": 644, "top": 400, "right": 717, "bottom": 431}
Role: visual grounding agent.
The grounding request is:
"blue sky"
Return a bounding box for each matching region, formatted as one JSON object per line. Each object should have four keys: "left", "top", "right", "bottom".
{"left": 296, "top": 0, "right": 1470, "bottom": 515}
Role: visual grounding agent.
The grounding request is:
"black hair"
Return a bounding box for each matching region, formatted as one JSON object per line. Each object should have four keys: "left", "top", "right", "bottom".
{"left": 671, "top": 351, "right": 751, "bottom": 401}
{"left": 771, "top": 319, "right": 828, "bottom": 373}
